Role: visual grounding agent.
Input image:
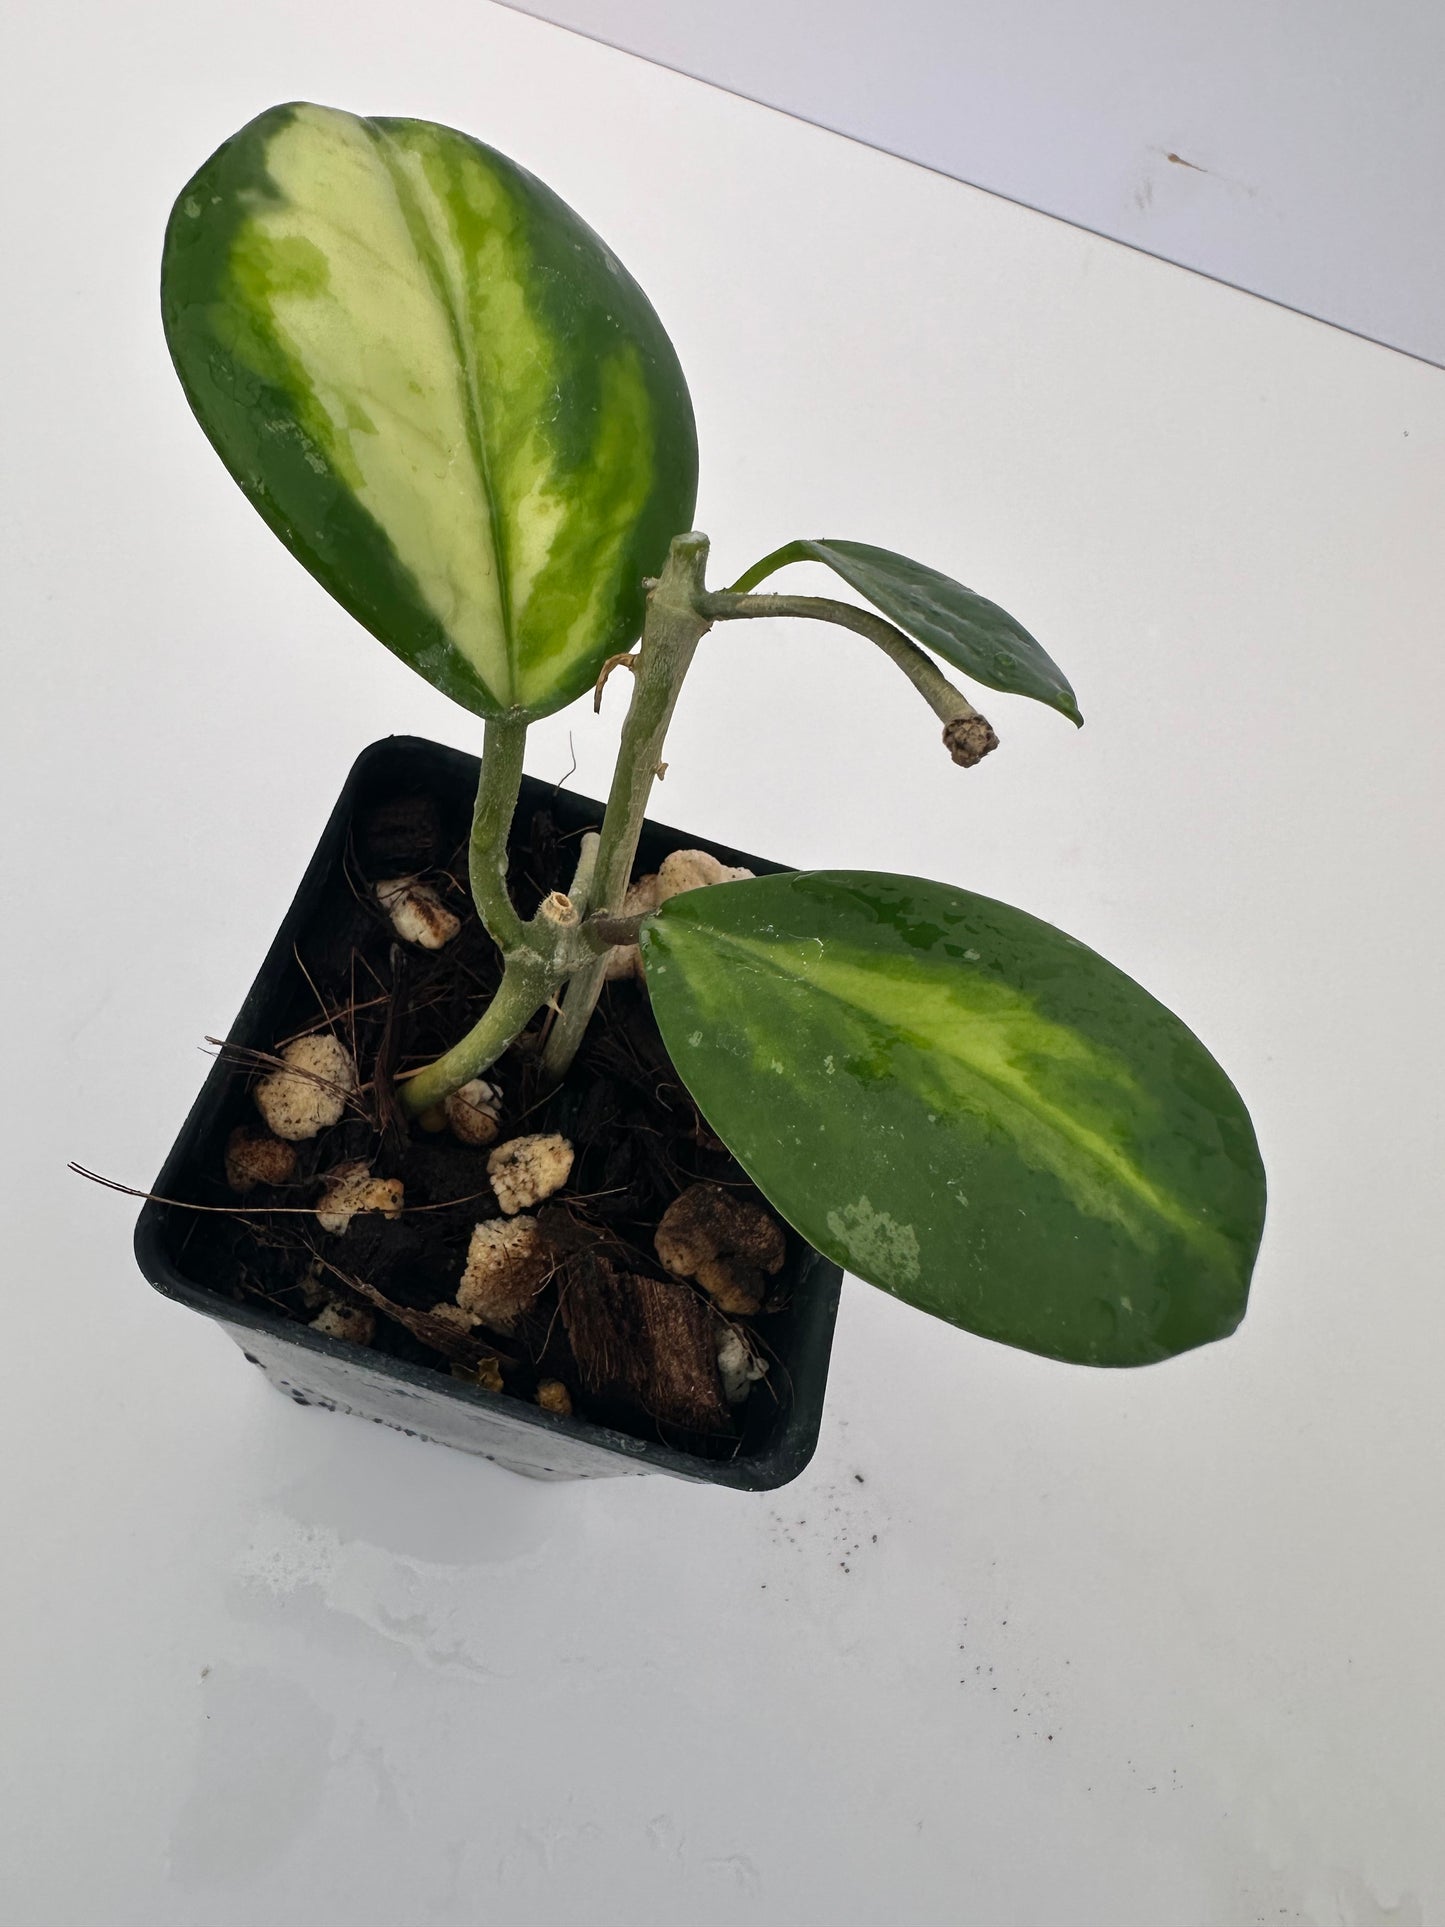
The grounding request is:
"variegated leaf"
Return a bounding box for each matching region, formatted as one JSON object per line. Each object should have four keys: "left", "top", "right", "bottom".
{"left": 642, "top": 871, "right": 1265, "bottom": 1366}
{"left": 162, "top": 102, "right": 698, "bottom": 719}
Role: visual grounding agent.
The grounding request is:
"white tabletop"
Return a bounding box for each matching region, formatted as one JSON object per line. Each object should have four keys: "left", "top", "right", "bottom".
{"left": 3, "top": 5, "right": 1443, "bottom": 1924}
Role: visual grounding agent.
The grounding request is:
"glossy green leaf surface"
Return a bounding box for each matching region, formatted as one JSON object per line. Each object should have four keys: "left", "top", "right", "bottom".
{"left": 642, "top": 872, "right": 1263, "bottom": 1365}
{"left": 162, "top": 103, "right": 698, "bottom": 720}
{"left": 745, "top": 538, "right": 1080, "bottom": 723}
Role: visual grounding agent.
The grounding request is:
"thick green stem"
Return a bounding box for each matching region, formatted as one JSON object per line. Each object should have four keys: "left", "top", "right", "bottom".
{"left": 399, "top": 959, "right": 552, "bottom": 1116}
{"left": 469, "top": 715, "right": 528, "bottom": 953}
{"left": 541, "top": 532, "right": 714, "bottom": 1082}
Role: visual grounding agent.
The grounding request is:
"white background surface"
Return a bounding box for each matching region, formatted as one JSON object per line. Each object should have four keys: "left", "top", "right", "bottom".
{"left": 507, "top": 0, "right": 1445, "bottom": 368}
{"left": 3, "top": 5, "right": 1443, "bottom": 1923}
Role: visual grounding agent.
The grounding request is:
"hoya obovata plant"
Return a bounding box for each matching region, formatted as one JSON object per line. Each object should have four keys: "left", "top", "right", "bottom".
{"left": 162, "top": 102, "right": 1266, "bottom": 1372}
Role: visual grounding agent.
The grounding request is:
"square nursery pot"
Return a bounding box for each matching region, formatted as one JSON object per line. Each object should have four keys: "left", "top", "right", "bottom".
{"left": 134, "top": 735, "right": 842, "bottom": 1486}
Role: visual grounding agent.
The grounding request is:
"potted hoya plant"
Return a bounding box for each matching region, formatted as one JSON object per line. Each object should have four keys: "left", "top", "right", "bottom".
{"left": 133, "top": 102, "right": 1267, "bottom": 1487}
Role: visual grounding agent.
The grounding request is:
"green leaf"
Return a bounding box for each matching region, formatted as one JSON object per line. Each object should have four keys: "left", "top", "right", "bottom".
{"left": 642, "top": 872, "right": 1264, "bottom": 1366}
{"left": 162, "top": 103, "right": 698, "bottom": 721}
{"left": 736, "top": 538, "right": 1081, "bottom": 723}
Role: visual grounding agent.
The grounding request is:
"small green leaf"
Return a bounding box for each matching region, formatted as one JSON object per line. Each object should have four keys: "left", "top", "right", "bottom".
{"left": 162, "top": 103, "right": 698, "bottom": 721}
{"left": 737, "top": 538, "right": 1080, "bottom": 723}
{"left": 642, "top": 871, "right": 1263, "bottom": 1366}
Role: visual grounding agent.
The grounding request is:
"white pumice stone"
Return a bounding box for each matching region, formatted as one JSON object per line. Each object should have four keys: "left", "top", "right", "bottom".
{"left": 224, "top": 1127, "right": 298, "bottom": 1194}
{"left": 604, "top": 856, "right": 754, "bottom": 984}
{"left": 374, "top": 876, "right": 461, "bottom": 950}
{"left": 603, "top": 873, "right": 664, "bottom": 983}
{"left": 428, "top": 1301, "right": 482, "bottom": 1331}
{"left": 602, "top": 943, "right": 643, "bottom": 983}
{"left": 487, "top": 1133, "right": 575, "bottom": 1214}
{"left": 254, "top": 1033, "right": 356, "bottom": 1141}
{"left": 625, "top": 873, "right": 666, "bottom": 915}
{"left": 656, "top": 849, "right": 754, "bottom": 901}
{"left": 309, "top": 1302, "right": 375, "bottom": 1345}
{"left": 457, "top": 1216, "right": 552, "bottom": 1331}
{"left": 444, "top": 1078, "right": 503, "bottom": 1147}
{"left": 314, "top": 1160, "right": 404, "bottom": 1235}
{"left": 717, "top": 1326, "right": 769, "bottom": 1405}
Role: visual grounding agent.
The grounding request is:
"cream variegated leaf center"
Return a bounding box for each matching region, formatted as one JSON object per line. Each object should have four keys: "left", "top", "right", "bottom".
{"left": 236, "top": 107, "right": 513, "bottom": 696}
{"left": 643, "top": 871, "right": 1264, "bottom": 1364}
{"left": 688, "top": 927, "right": 1213, "bottom": 1258}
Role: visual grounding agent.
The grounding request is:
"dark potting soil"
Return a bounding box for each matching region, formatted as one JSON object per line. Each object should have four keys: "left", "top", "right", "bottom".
{"left": 162, "top": 759, "right": 801, "bottom": 1462}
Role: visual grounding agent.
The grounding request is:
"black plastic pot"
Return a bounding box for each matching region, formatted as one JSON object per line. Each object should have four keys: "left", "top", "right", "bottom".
{"left": 134, "top": 736, "right": 842, "bottom": 1487}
